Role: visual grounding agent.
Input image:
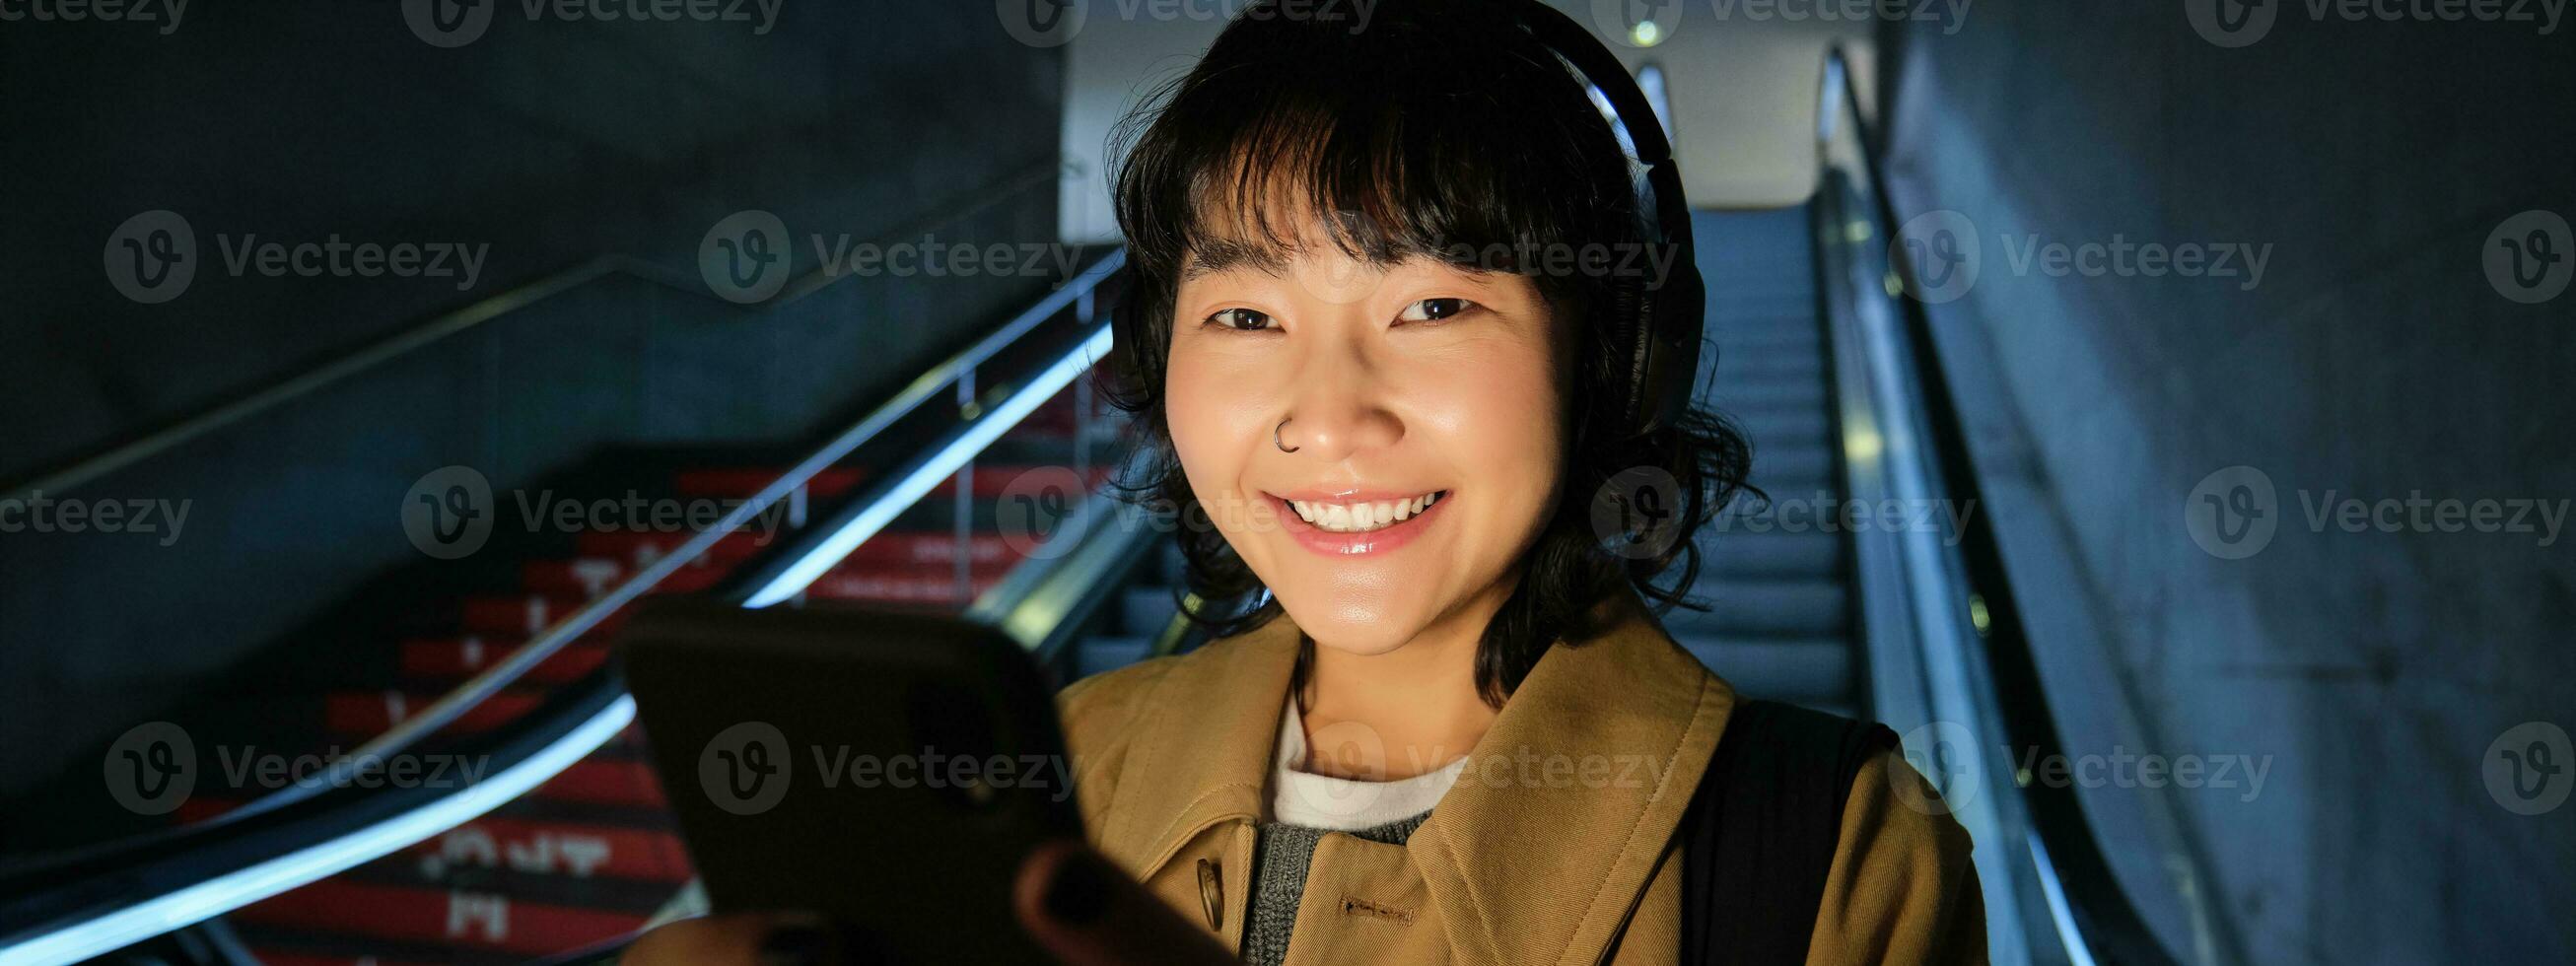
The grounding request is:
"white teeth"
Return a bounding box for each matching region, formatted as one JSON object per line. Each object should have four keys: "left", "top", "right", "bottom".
{"left": 1284, "top": 492, "right": 1443, "bottom": 533}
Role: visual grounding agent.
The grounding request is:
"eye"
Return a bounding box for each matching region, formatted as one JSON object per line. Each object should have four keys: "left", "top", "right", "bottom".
{"left": 1397, "top": 298, "right": 1477, "bottom": 323}
{"left": 1206, "top": 308, "right": 1275, "bottom": 331}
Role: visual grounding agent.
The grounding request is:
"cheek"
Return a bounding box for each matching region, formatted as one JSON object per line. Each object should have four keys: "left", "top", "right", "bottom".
{"left": 1416, "top": 345, "right": 1566, "bottom": 541}
{"left": 1162, "top": 344, "right": 1269, "bottom": 531}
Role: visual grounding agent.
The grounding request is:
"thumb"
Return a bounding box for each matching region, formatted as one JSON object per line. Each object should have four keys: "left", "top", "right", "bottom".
{"left": 1012, "top": 840, "right": 1238, "bottom": 966}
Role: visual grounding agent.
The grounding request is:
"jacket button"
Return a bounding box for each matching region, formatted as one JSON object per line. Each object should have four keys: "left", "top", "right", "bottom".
{"left": 1196, "top": 858, "right": 1223, "bottom": 932}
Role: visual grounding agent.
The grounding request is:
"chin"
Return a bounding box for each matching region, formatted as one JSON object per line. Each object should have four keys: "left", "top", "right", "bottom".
{"left": 1276, "top": 590, "right": 1427, "bottom": 656}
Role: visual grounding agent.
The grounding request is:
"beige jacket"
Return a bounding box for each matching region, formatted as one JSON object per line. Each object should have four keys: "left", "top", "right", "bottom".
{"left": 1057, "top": 592, "right": 1987, "bottom": 965}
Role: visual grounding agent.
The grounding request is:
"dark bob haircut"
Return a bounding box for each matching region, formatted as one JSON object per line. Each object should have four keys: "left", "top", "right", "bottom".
{"left": 1097, "top": 0, "right": 1755, "bottom": 705}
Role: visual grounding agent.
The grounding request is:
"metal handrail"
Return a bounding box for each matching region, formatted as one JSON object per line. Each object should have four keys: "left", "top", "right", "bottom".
{"left": 0, "top": 250, "right": 1125, "bottom": 966}
{"left": 1814, "top": 43, "right": 2195, "bottom": 966}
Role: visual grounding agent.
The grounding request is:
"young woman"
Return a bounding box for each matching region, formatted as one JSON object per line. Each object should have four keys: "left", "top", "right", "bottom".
{"left": 632, "top": 2, "right": 1984, "bottom": 963}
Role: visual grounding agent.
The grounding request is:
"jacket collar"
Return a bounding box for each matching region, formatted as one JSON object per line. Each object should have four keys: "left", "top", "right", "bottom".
{"left": 1096, "top": 590, "right": 1733, "bottom": 966}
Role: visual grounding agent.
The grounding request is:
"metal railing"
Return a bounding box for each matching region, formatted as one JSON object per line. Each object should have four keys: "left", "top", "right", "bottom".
{"left": 0, "top": 247, "right": 1125, "bottom": 966}
{"left": 1813, "top": 43, "right": 2194, "bottom": 966}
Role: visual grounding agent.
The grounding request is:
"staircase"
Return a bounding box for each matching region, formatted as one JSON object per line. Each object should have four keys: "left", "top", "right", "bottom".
{"left": 165, "top": 388, "right": 1128, "bottom": 964}
{"left": 1668, "top": 206, "right": 1862, "bottom": 719}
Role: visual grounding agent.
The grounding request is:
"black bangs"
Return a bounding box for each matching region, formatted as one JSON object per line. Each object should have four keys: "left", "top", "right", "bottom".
{"left": 1111, "top": 0, "right": 1640, "bottom": 285}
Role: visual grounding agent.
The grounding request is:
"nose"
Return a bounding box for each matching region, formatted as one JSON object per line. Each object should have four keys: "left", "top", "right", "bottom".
{"left": 1275, "top": 345, "right": 1404, "bottom": 461}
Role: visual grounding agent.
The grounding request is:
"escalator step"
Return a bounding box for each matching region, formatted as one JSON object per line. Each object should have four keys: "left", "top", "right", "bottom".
{"left": 326, "top": 689, "right": 544, "bottom": 736}
{"left": 1695, "top": 529, "right": 1845, "bottom": 580}
{"left": 1122, "top": 587, "right": 1181, "bottom": 637}
{"left": 1676, "top": 636, "right": 1853, "bottom": 704}
{"left": 233, "top": 878, "right": 651, "bottom": 958}
{"left": 399, "top": 637, "right": 609, "bottom": 685}
{"left": 1666, "top": 577, "right": 1849, "bottom": 637}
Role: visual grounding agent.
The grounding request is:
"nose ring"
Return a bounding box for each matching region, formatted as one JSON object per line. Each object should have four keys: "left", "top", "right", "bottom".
{"left": 1275, "top": 418, "right": 1299, "bottom": 453}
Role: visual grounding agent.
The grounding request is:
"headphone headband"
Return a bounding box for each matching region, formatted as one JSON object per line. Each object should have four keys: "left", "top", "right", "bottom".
{"left": 1504, "top": 0, "right": 1706, "bottom": 434}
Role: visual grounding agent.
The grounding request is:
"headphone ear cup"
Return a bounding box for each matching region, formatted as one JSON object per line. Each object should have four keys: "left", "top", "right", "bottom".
{"left": 1610, "top": 276, "right": 1656, "bottom": 434}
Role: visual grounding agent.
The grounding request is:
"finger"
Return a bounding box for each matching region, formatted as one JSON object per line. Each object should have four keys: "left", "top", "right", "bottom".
{"left": 1013, "top": 841, "right": 1238, "bottom": 966}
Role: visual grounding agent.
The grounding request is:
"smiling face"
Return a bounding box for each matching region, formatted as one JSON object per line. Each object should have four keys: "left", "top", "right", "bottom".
{"left": 1163, "top": 240, "right": 1570, "bottom": 656}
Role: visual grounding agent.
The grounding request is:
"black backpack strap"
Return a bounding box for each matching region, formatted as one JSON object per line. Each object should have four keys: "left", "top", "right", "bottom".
{"left": 1674, "top": 699, "right": 1899, "bottom": 965}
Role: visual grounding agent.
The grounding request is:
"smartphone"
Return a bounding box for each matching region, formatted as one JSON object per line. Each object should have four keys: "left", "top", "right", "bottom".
{"left": 619, "top": 598, "right": 1081, "bottom": 963}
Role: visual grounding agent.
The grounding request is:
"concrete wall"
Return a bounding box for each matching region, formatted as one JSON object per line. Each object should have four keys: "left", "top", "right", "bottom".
{"left": 1878, "top": 5, "right": 2575, "bottom": 964}
{"left": 0, "top": 2, "right": 1067, "bottom": 845}
{"left": 1053, "top": 0, "right": 1875, "bottom": 242}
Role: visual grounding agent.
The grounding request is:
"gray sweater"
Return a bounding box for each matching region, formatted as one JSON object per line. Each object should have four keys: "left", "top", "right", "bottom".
{"left": 1241, "top": 809, "right": 1434, "bottom": 966}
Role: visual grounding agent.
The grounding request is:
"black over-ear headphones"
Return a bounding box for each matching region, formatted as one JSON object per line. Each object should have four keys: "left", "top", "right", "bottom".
{"left": 1503, "top": 0, "right": 1706, "bottom": 436}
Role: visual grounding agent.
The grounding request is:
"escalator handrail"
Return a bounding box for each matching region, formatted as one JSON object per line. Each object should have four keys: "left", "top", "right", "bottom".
{"left": 0, "top": 250, "right": 1123, "bottom": 966}
{"left": 1815, "top": 43, "right": 2189, "bottom": 966}
{"left": 0, "top": 162, "right": 1056, "bottom": 505}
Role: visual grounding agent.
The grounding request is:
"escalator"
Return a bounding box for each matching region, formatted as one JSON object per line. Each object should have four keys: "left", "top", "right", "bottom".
{"left": 0, "top": 47, "right": 2204, "bottom": 966}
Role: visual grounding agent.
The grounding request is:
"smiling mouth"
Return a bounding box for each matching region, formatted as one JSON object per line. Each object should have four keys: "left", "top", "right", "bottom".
{"left": 1279, "top": 491, "right": 1447, "bottom": 533}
